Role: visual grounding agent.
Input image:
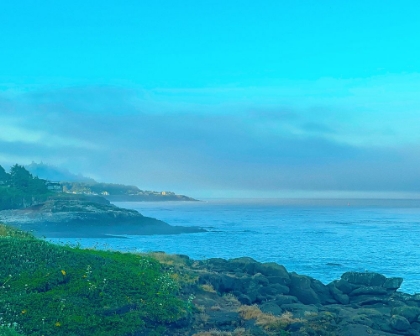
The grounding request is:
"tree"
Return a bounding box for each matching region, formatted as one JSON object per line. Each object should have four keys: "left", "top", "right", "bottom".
{"left": 0, "top": 165, "right": 10, "bottom": 184}
{"left": 10, "top": 164, "right": 33, "bottom": 191}
{"left": 9, "top": 164, "right": 48, "bottom": 193}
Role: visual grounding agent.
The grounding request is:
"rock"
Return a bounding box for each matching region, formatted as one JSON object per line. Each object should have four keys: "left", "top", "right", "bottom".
{"left": 254, "top": 262, "right": 290, "bottom": 283}
{"left": 310, "top": 278, "right": 333, "bottom": 304}
{"left": 390, "top": 315, "right": 411, "bottom": 331}
{"left": 341, "top": 272, "right": 386, "bottom": 287}
{"left": 274, "top": 295, "right": 299, "bottom": 305}
{"left": 267, "top": 275, "right": 290, "bottom": 286}
{"left": 383, "top": 277, "right": 404, "bottom": 290}
{"left": 328, "top": 284, "right": 349, "bottom": 305}
{"left": 350, "top": 286, "right": 388, "bottom": 296}
{"left": 391, "top": 306, "right": 420, "bottom": 323}
{"left": 333, "top": 279, "right": 358, "bottom": 294}
{"left": 280, "top": 303, "right": 318, "bottom": 318}
{"left": 252, "top": 273, "right": 269, "bottom": 286}
{"left": 259, "top": 302, "right": 282, "bottom": 315}
{"left": 237, "top": 294, "right": 252, "bottom": 305}
{"left": 228, "top": 257, "right": 258, "bottom": 274}
{"left": 205, "top": 258, "right": 229, "bottom": 272}
{"left": 289, "top": 273, "right": 321, "bottom": 305}
{"left": 258, "top": 283, "right": 289, "bottom": 297}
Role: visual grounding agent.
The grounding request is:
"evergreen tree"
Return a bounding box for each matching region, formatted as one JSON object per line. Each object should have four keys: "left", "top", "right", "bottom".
{"left": 0, "top": 165, "right": 9, "bottom": 184}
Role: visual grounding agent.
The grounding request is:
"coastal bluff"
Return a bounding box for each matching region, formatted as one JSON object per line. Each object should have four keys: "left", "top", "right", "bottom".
{"left": 0, "top": 195, "right": 205, "bottom": 238}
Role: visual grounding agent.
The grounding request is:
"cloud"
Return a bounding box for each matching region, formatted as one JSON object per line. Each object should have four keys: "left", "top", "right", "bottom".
{"left": 1, "top": 78, "right": 420, "bottom": 196}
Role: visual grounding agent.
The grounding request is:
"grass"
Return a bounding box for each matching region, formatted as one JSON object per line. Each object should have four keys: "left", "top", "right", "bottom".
{"left": 0, "top": 223, "right": 190, "bottom": 336}
{"left": 238, "top": 305, "right": 299, "bottom": 333}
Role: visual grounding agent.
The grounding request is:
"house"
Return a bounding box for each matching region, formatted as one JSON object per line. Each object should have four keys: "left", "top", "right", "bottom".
{"left": 46, "top": 182, "right": 63, "bottom": 192}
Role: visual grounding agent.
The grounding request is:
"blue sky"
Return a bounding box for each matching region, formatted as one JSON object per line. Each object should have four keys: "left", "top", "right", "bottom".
{"left": 1, "top": 1, "right": 420, "bottom": 197}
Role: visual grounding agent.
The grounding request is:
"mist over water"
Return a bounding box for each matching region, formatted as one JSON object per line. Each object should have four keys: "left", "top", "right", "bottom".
{"left": 49, "top": 199, "right": 420, "bottom": 293}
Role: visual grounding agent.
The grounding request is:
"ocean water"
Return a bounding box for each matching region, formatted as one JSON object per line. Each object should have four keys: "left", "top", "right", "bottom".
{"left": 49, "top": 199, "right": 420, "bottom": 294}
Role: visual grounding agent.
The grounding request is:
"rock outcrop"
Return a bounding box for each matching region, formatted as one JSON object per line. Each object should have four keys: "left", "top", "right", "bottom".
{"left": 0, "top": 195, "right": 205, "bottom": 238}
{"left": 179, "top": 256, "right": 420, "bottom": 335}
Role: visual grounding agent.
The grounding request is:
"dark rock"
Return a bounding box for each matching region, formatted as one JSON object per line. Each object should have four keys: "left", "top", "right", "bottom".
{"left": 358, "top": 298, "right": 389, "bottom": 306}
{"left": 252, "top": 273, "right": 269, "bottom": 286}
{"left": 328, "top": 283, "right": 349, "bottom": 305}
{"left": 350, "top": 286, "right": 388, "bottom": 296}
{"left": 228, "top": 257, "right": 258, "bottom": 274}
{"left": 341, "top": 272, "right": 386, "bottom": 287}
{"left": 208, "top": 311, "right": 240, "bottom": 328}
{"left": 390, "top": 315, "right": 411, "bottom": 331}
{"left": 259, "top": 302, "right": 282, "bottom": 315}
{"left": 391, "top": 306, "right": 420, "bottom": 323}
{"left": 333, "top": 279, "right": 358, "bottom": 294}
{"left": 286, "top": 321, "right": 305, "bottom": 332}
{"left": 281, "top": 303, "right": 318, "bottom": 318}
{"left": 310, "top": 278, "right": 333, "bottom": 304}
{"left": 254, "top": 262, "right": 290, "bottom": 283}
{"left": 267, "top": 275, "right": 290, "bottom": 285}
{"left": 258, "top": 283, "right": 290, "bottom": 296}
{"left": 412, "top": 322, "right": 420, "bottom": 331}
{"left": 337, "top": 324, "right": 393, "bottom": 336}
{"left": 205, "top": 258, "right": 228, "bottom": 272}
{"left": 237, "top": 294, "right": 252, "bottom": 305}
{"left": 408, "top": 330, "right": 420, "bottom": 336}
{"left": 289, "top": 273, "right": 321, "bottom": 305}
{"left": 220, "top": 274, "right": 236, "bottom": 292}
{"left": 274, "top": 295, "right": 299, "bottom": 305}
{"left": 383, "top": 277, "right": 404, "bottom": 290}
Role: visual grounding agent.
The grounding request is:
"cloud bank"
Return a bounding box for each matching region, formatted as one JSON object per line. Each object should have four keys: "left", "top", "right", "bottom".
{"left": 1, "top": 74, "right": 420, "bottom": 198}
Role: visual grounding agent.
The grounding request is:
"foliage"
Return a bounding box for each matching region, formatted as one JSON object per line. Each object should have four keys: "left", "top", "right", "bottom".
{"left": 0, "top": 224, "right": 189, "bottom": 336}
{"left": 0, "top": 164, "right": 49, "bottom": 210}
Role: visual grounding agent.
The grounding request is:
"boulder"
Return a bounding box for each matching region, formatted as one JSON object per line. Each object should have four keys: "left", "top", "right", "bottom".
{"left": 254, "top": 262, "right": 290, "bottom": 284}
{"left": 310, "top": 278, "right": 334, "bottom": 304}
{"left": 341, "top": 272, "right": 386, "bottom": 287}
{"left": 391, "top": 306, "right": 420, "bottom": 323}
{"left": 383, "top": 277, "right": 403, "bottom": 290}
{"left": 289, "top": 273, "right": 321, "bottom": 305}
{"left": 228, "top": 257, "right": 258, "bottom": 274}
{"left": 274, "top": 295, "right": 299, "bottom": 305}
{"left": 333, "top": 279, "right": 358, "bottom": 294}
{"left": 328, "top": 283, "right": 349, "bottom": 305}
{"left": 258, "top": 283, "right": 289, "bottom": 297}
{"left": 350, "top": 286, "right": 388, "bottom": 296}
{"left": 390, "top": 315, "right": 411, "bottom": 331}
{"left": 259, "top": 302, "right": 282, "bottom": 316}
{"left": 251, "top": 273, "right": 269, "bottom": 286}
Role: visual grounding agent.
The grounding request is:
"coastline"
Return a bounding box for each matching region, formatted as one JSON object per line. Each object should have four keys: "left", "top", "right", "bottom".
{"left": 2, "top": 223, "right": 420, "bottom": 336}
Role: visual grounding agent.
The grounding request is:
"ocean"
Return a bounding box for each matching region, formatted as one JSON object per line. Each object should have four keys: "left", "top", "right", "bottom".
{"left": 49, "top": 198, "right": 420, "bottom": 294}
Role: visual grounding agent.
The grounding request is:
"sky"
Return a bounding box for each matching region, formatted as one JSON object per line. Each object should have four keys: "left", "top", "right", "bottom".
{"left": 1, "top": 1, "right": 420, "bottom": 198}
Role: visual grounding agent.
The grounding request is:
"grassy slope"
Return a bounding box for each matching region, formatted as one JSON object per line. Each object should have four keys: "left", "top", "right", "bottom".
{"left": 0, "top": 224, "right": 190, "bottom": 336}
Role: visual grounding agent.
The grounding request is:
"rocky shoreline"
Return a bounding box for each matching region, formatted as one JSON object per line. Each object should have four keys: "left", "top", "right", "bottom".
{"left": 0, "top": 195, "right": 206, "bottom": 238}
{"left": 166, "top": 256, "right": 420, "bottom": 335}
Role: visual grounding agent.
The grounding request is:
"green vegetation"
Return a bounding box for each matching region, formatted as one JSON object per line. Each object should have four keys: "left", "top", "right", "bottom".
{"left": 0, "top": 224, "right": 190, "bottom": 336}
{"left": 0, "top": 164, "right": 50, "bottom": 210}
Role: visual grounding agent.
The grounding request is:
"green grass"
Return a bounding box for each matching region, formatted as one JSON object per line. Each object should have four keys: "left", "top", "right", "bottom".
{"left": 0, "top": 224, "right": 190, "bottom": 336}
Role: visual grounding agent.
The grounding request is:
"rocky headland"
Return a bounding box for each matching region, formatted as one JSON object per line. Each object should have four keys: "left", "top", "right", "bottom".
{"left": 0, "top": 195, "right": 205, "bottom": 238}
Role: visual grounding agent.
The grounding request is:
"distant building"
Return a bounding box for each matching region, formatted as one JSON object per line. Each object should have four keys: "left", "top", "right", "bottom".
{"left": 46, "top": 182, "right": 63, "bottom": 192}
{"left": 101, "top": 191, "right": 110, "bottom": 195}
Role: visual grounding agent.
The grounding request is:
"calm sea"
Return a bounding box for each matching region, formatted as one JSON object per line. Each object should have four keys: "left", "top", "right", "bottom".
{"left": 49, "top": 198, "right": 420, "bottom": 294}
